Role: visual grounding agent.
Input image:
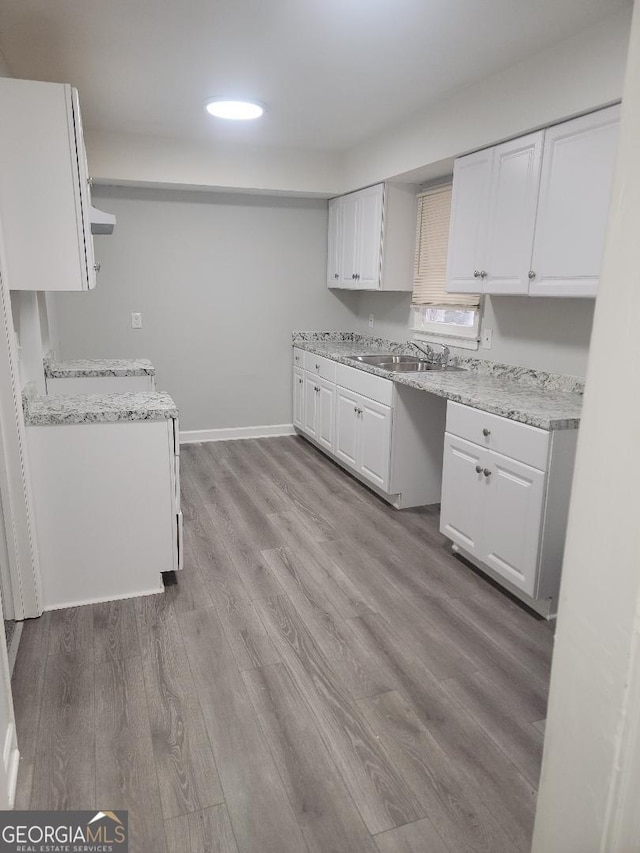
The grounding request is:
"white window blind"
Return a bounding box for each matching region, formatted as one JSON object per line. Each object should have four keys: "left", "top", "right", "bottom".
{"left": 412, "top": 184, "right": 480, "bottom": 307}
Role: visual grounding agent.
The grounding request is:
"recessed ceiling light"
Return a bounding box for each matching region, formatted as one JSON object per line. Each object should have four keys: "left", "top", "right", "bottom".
{"left": 204, "top": 99, "right": 264, "bottom": 120}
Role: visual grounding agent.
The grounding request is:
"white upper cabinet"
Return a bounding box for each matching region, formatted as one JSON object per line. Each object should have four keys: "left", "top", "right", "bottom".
{"left": 0, "top": 78, "right": 97, "bottom": 291}
{"left": 328, "top": 183, "right": 416, "bottom": 291}
{"left": 356, "top": 185, "right": 385, "bottom": 288}
{"left": 529, "top": 104, "right": 621, "bottom": 297}
{"left": 446, "top": 148, "right": 493, "bottom": 293}
{"left": 327, "top": 197, "right": 342, "bottom": 286}
{"left": 446, "top": 105, "right": 620, "bottom": 298}
{"left": 483, "top": 132, "right": 544, "bottom": 295}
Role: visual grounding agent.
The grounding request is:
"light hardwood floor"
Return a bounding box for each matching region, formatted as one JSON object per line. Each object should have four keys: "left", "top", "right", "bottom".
{"left": 11, "top": 435, "right": 554, "bottom": 852}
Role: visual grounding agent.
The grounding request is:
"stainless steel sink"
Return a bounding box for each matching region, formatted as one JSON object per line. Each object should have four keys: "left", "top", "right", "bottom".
{"left": 351, "top": 354, "right": 401, "bottom": 364}
{"left": 350, "top": 354, "right": 463, "bottom": 372}
{"left": 378, "top": 361, "right": 464, "bottom": 373}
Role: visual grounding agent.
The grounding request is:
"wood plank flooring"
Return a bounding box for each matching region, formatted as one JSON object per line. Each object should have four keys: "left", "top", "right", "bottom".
{"left": 11, "top": 435, "right": 554, "bottom": 852}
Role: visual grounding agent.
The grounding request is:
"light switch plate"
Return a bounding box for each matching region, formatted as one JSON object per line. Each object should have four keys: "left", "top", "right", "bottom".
{"left": 131, "top": 312, "right": 142, "bottom": 329}
{"left": 481, "top": 328, "right": 493, "bottom": 349}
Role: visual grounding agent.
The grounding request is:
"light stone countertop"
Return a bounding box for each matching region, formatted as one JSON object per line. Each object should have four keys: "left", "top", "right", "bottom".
{"left": 292, "top": 332, "right": 583, "bottom": 431}
{"left": 44, "top": 357, "right": 155, "bottom": 378}
{"left": 23, "top": 384, "right": 178, "bottom": 426}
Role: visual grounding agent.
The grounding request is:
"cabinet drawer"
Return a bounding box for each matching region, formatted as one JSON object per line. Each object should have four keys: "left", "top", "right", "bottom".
{"left": 335, "top": 363, "right": 394, "bottom": 406}
{"left": 446, "top": 402, "right": 549, "bottom": 470}
{"left": 303, "top": 351, "right": 337, "bottom": 383}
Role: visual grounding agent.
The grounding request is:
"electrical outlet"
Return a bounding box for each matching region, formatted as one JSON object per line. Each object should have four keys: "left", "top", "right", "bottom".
{"left": 481, "top": 328, "right": 493, "bottom": 349}
{"left": 368, "top": 314, "right": 375, "bottom": 329}
{"left": 131, "top": 312, "right": 142, "bottom": 329}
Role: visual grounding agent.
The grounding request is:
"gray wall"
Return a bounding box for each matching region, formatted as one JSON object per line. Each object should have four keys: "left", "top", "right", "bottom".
{"left": 354, "top": 291, "right": 595, "bottom": 377}
{"left": 54, "top": 187, "right": 359, "bottom": 431}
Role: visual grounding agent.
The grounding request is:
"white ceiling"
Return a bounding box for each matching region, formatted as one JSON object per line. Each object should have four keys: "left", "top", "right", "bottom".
{"left": 0, "top": 0, "right": 631, "bottom": 152}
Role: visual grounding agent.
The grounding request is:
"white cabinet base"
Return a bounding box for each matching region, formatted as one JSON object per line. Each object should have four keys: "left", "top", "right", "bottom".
{"left": 451, "top": 543, "right": 557, "bottom": 619}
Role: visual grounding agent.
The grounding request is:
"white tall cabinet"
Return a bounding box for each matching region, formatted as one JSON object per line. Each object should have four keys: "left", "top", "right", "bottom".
{"left": 0, "top": 78, "right": 98, "bottom": 292}
{"left": 446, "top": 104, "right": 620, "bottom": 298}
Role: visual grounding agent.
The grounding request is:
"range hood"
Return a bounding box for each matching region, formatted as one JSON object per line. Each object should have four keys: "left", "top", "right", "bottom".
{"left": 89, "top": 204, "right": 116, "bottom": 235}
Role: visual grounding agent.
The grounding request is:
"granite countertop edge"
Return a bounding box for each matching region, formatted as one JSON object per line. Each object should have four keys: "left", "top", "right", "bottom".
{"left": 292, "top": 332, "right": 583, "bottom": 431}
{"left": 22, "top": 383, "right": 178, "bottom": 426}
{"left": 43, "top": 356, "right": 156, "bottom": 378}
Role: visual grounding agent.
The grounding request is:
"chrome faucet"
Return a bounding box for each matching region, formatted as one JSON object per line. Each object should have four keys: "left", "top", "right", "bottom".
{"left": 407, "top": 340, "right": 450, "bottom": 366}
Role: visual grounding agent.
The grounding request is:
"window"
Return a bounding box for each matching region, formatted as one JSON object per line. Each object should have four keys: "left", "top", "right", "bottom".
{"left": 411, "top": 184, "right": 481, "bottom": 348}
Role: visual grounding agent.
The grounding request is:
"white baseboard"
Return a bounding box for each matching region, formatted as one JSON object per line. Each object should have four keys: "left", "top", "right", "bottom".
{"left": 180, "top": 424, "right": 295, "bottom": 444}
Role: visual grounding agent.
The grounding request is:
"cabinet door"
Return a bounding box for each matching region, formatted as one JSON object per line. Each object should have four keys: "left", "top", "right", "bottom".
{"left": 440, "top": 433, "right": 485, "bottom": 557}
{"left": 70, "top": 87, "right": 97, "bottom": 290}
{"left": 303, "top": 373, "right": 318, "bottom": 439}
{"left": 482, "top": 450, "right": 545, "bottom": 596}
{"left": 335, "top": 387, "right": 359, "bottom": 470}
{"left": 483, "top": 132, "right": 543, "bottom": 295}
{"left": 356, "top": 184, "right": 384, "bottom": 289}
{"left": 530, "top": 105, "right": 620, "bottom": 297}
{"left": 293, "top": 367, "right": 305, "bottom": 429}
{"left": 339, "top": 192, "right": 359, "bottom": 286}
{"left": 358, "top": 396, "right": 392, "bottom": 491}
{"left": 316, "top": 377, "right": 335, "bottom": 453}
{"left": 327, "top": 197, "right": 342, "bottom": 287}
{"left": 446, "top": 148, "right": 493, "bottom": 293}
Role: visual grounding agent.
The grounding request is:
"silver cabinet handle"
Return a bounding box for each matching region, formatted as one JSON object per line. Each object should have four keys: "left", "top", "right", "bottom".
{"left": 480, "top": 271, "right": 487, "bottom": 279}
{"left": 334, "top": 273, "right": 339, "bottom": 279}
{"left": 87, "top": 177, "right": 94, "bottom": 188}
{"left": 355, "top": 273, "right": 360, "bottom": 280}
{"left": 483, "top": 468, "right": 492, "bottom": 477}
{"left": 352, "top": 273, "right": 356, "bottom": 279}
{"left": 475, "top": 465, "right": 483, "bottom": 474}
{"left": 93, "top": 263, "right": 101, "bottom": 272}
{"left": 297, "top": 378, "right": 302, "bottom": 384}
{"left": 315, "top": 364, "right": 320, "bottom": 370}
{"left": 474, "top": 270, "right": 481, "bottom": 279}
{"left": 354, "top": 406, "right": 358, "bottom": 413}
{"left": 528, "top": 270, "right": 536, "bottom": 280}
{"left": 482, "top": 428, "right": 490, "bottom": 437}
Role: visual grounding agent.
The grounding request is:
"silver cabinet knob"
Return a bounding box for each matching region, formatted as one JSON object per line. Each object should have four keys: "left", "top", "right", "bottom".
{"left": 93, "top": 263, "right": 101, "bottom": 272}
{"left": 482, "top": 428, "right": 490, "bottom": 437}
{"left": 87, "top": 177, "right": 94, "bottom": 188}
{"left": 315, "top": 364, "right": 320, "bottom": 370}
{"left": 483, "top": 468, "right": 492, "bottom": 477}
{"left": 315, "top": 386, "right": 320, "bottom": 393}
{"left": 473, "top": 270, "right": 481, "bottom": 279}
{"left": 528, "top": 270, "right": 536, "bottom": 280}
{"left": 480, "top": 271, "right": 487, "bottom": 279}
{"left": 352, "top": 273, "right": 356, "bottom": 279}
{"left": 298, "top": 378, "right": 302, "bottom": 384}
{"left": 475, "top": 464, "right": 483, "bottom": 474}
{"left": 354, "top": 406, "right": 358, "bottom": 413}
{"left": 334, "top": 273, "right": 339, "bottom": 279}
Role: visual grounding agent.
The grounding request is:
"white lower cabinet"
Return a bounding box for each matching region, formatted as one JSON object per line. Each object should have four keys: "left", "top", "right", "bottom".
{"left": 293, "top": 366, "right": 304, "bottom": 429}
{"left": 293, "top": 350, "right": 447, "bottom": 508}
{"left": 440, "top": 402, "right": 577, "bottom": 615}
{"left": 27, "top": 416, "right": 181, "bottom": 610}
{"left": 335, "top": 387, "right": 392, "bottom": 492}
{"left": 302, "top": 372, "right": 335, "bottom": 453}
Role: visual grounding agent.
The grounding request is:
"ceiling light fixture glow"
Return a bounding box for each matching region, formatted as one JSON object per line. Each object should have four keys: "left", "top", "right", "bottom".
{"left": 204, "top": 99, "right": 264, "bottom": 120}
